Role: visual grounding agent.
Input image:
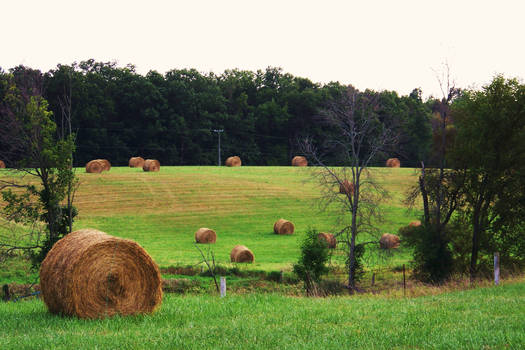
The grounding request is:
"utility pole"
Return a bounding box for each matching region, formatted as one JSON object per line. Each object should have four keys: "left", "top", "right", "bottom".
{"left": 213, "top": 129, "right": 224, "bottom": 166}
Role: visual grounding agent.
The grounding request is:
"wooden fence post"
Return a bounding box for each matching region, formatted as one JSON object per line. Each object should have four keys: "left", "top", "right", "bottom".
{"left": 403, "top": 264, "right": 406, "bottom": 297}
{"left": 220, "top": 276, "right": 226, "bottom": 297}
{"left": 494, "top": 252, "right": 500, "bottom": 286}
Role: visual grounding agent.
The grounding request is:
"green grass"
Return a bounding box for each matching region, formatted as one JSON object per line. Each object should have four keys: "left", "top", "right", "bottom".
{"left": 71, "top": 166, "right": 418, "bottom": 271}
{"left": 1, "top": 282, "right": 524, "bottom": 349}
{"left": 0, "top": 166, "right": 419, "bottom": 280}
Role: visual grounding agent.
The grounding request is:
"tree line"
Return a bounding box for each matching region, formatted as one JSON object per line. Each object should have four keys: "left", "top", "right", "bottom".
{"left": 2, "top": 60, "right": 433, "bottom": 167}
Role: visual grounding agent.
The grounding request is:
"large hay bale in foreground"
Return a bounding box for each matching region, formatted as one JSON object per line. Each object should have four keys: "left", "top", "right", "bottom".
{"left": 39, "top": 229, "right": 162, "bottom": 319}
{"left": 225, "top": 156, "right": 241, "bottom": 167}
{"left": 0, "top": 160, "right": 5, "bottom": 168}
{"left": 339, "top": 180, "right": 354, "bottom": 195}
{"left": 143, "top": 159, "right": 160, "bottom": 172}
{"left": 129, "top": 157, "right": 145, "bottom": 168}
{"left": 379, "top": 233, "right": 400, "bottom": 249}
{"left": 386, "top": 158, "right": 401, "bottom": 168}
{"left": 230, "top": 245, "right": 254, "bottom": 263}
{"left": 274, "top": 218, "right": 294, "bottom": 235}
{"left": 291, "top": 156, "right": 308, "bottom": 167}
{"left": 85, "top": 160, "right": 104, "bottom": 173}
{"left": 318, "top": 232, "right": 336, "bottom": 249}
{"left": 195, "top": 228, "right": 217, "bottom": 244}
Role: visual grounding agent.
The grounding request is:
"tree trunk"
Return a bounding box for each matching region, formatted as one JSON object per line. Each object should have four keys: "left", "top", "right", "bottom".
{"left": 470, "top": 217, "right": 480, "bottom": 281}
{"left": 419, "top": 162, "right": 430, "bottom": 225}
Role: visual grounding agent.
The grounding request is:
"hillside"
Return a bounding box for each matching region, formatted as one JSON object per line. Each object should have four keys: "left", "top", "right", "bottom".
{"left": 70, "top": 166, "right": 419, "bottom": 270}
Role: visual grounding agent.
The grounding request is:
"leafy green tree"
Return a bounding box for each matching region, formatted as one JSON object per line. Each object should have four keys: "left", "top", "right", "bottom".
{"left": 0, "top": 67, "right": 77, "bottom": 268}
{"left": 450, "top": 76, "right": 525, "bottom": 279}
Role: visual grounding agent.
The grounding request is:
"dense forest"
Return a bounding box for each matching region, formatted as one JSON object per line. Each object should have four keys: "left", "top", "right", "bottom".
{"left": 1, "top": 61, "right": 433, "bottom": 167}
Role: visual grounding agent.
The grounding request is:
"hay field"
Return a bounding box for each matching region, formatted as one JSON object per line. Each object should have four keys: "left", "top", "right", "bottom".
{"left": 69, "top": 166, "right": 418, "bottom": 271}
{"left": 0, "top": 166, "right": 419, "bottom": 271}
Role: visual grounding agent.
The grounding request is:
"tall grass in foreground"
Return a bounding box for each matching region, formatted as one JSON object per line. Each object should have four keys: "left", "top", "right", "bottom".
{"left": 1, "top": 282, "right": 524, "bottom": 349}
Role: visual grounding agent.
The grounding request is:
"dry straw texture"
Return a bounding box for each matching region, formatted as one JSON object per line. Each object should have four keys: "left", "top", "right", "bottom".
{"left": 39, "top": 228, "right": 162, "bottom": 319}
{"left": 291, "top": 156, "right": 308, "bottom": 167}
{"left": 386, "top": 158, "right": 401, "bottom": 168}
{"left": 0, "top": 160, "right": 5, "bottom": 168}
{"left": 85, "top": 160, "right": 104, "bottom": 173}
{"left": 225, "top": 156, "right": 242, "bottom": 167}
{"left": 318, "top": 232, "right": 337, "bottom": 249}
{"left": 143, "top": 159, "right": 160, "bottom": 172}
{"left": 274, "top": 218, "right": 295, "bottom": 235}
{"left": 379, "top": 233, "right": 400, "bottom": 249}
{"left": 409, "top": 220, "right": 422, "bottom": 227}
{"left": 230, "top": 245, "right": 254, "bottom": 263}
{"left": 195, "top": 228, "right": 217, "bottom": 244}
{"left": 129, "top": 157, "right": 145, "bottom": 168}
{"left": 339, "top": 180, "right": 354, "bottom": 195}
{"left": 96, "top": 159, "right": 111, "bottom": 171}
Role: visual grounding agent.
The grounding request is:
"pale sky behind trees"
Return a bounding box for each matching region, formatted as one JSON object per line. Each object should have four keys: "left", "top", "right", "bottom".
{"left": 2, "top": 0, "right": 524, "bottom": 98}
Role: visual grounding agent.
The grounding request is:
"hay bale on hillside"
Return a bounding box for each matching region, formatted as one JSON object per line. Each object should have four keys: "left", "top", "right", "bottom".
{"left": 386, "top": 158, "right": 401, "bottom": 168}
{"left": 318, "top": 232, "right": 336, "bottom": 249}
{"left": 39, "top": 228, "right": 162, "bottom": 319}
{"left": 339, "top": 180, "right": 354, "bottom": 195}
{"left": 230, "top": 245, "right": 254, "bottom": 263}
{"left": 195, "top": 228, "right": 217, "bottom": 244}
{"left": 96, "top": 159, "right": 111, "bottom": 171}
{"left": 0, "top": 160, "right": 5, "bottom": 168}
{"left": 379, "top": 233, "right": 400, "bottom": 249}
{"left": 291, "top": 156, "right": 307, "bottom": 167}
{"left": 129, "top": 157, "right": 145, "bottom": 168}
{"left": 225, "top": 156, "right": 241, "bottom": 167}
{"left": 274, "top": 218, "right": 294, "bottom": 235}
{"left": 143, "top": 159, "right": 160, "bottom": 172}
{"left": 85, "top": 160, "right": 104, "bottom": 173}
{"left": 409, "top": 220, "right": 421, "bottom": 227}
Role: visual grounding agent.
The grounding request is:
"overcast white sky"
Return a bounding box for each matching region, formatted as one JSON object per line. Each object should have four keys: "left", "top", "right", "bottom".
{"left": 2, "top": 0, "right": 524, "bottom": 98}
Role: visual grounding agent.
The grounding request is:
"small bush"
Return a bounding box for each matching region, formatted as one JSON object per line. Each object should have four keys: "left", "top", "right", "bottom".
{"left": 293, "top": 228, "right": 329, "bottom": 296}
{"left": 399, "top": 223, "right": 453, "bottom": 283}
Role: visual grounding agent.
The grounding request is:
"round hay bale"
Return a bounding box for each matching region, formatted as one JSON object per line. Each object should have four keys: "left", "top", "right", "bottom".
{"left": 0, "top": 160, "right": 5, "bottom": 168}
{"left": 291, "top": 156, "right": 308, "bottom": 167}
{"left": 85, "top": 160, "right": 104, "bottom": 173}
{"left": 339, "top": 180, "right": 354, "bottom": 195}
{"left": 39, "top": 228, "right": 162, "bottom": 319}
{"left": 225, "top": 156, "right": 241, "bottom": 167}
{"left": 95, "top": 159, "right": 111, "bottom": 171}
{"left": 195, "top": 228, "right": 217, "bottom": 244}
{"left": 409, "top": 220, "right": 421, "bottom": 227}
{"left": 143, "top": 159, "right": 160, "bottom": 172}
{"left": 386, "top": 158, "right": 401, "bottom": 168}
{"left": 379, "top": 233, "right": 400, "bottom": 249}
{"left": 318, "top": 232, "right": 336, "bottom": 249}
{"left": 129, "top": 157, "right": 145, "bottom": 168}
{"left": 230, "top": 245, "right": 254, "bottom": 263}
{"left": 273, "top": 218, "right": 294, "bottom": 235}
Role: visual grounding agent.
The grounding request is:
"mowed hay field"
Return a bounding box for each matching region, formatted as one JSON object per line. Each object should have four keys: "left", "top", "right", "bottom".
{"left": 1, "top": 166, "right": 419, "bottom": 271}
{"left": 72, "top": 166, "right": 418, "bottom": 270}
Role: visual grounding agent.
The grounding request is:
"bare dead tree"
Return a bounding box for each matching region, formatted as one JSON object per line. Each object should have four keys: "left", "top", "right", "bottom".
{"left": 57, "top": 67, "right": 78, "bottom": 234}
{"left": 301, "top": 86, "right": 397, "bottom": 292}
{"left": 407, "top": 64, "right": 463, "bottom": 235}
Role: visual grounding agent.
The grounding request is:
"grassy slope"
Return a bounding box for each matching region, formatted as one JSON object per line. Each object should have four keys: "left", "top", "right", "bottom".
{"left": 1, "top": 282, "right": 524, "bottom": 349}
{"left": 70, "top": 166, "right": 418, "bottom": 271}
